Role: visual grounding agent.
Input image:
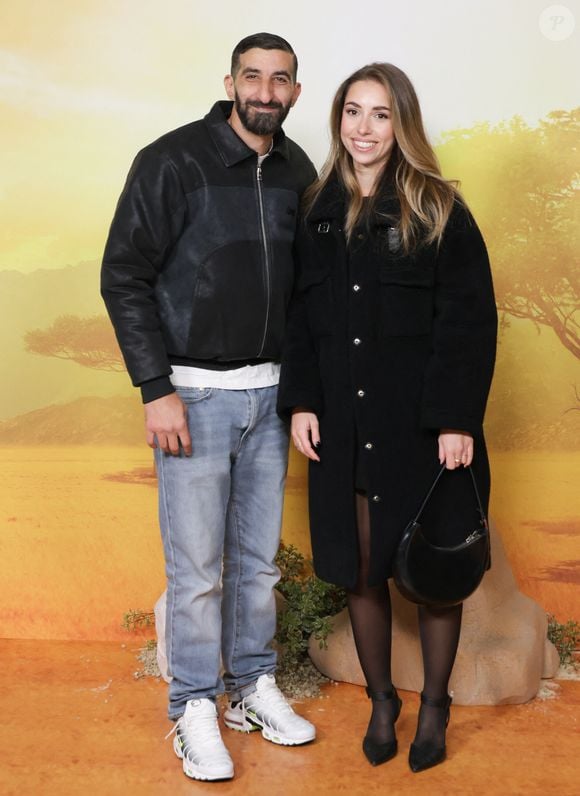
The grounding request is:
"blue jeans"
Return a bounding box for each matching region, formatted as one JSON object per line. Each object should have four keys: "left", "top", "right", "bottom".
{"left": 155, "top": 385, "right": 289, "bottom": 720}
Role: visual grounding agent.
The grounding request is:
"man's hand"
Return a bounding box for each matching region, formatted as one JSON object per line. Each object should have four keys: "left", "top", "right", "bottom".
{"left": 145, "top": 393, "right": 192, "bottom": 456}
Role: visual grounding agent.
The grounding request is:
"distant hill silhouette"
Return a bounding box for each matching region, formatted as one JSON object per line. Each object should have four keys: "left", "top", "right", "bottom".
{"left": 0, "top": 261, "right": 131, "bottom": 421}
{"left": 1, "top": 255, "right": 578, "bottom": 449}
{"left": 0, "top": 396, "right": 144, "bottom": 445}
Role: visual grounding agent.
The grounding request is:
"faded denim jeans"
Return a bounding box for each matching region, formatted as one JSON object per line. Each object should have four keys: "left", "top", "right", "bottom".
{"left": 154, "top": 385, "right": 288, "bottom": 720}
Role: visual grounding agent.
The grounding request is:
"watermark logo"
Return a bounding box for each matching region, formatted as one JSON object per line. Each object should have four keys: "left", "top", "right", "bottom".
{"left": 539, "top": 5, "right": 575, "bottom": 40}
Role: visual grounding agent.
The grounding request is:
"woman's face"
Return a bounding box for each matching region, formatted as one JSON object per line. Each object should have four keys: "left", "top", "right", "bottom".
{"left": 340, "top": 79, "right": 395, "bottom": 181}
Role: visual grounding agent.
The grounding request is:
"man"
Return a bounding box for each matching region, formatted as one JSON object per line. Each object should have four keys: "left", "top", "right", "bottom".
{"left": 101, "top": 33, "right": 316, "bottom": 782}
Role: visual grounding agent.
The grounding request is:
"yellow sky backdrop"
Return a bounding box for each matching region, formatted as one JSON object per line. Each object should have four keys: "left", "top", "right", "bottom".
{"left": 0, "top": 1, "right": 578, "bottom": 638}
{"left": 2, "top": 0, "right": 578, "bottom": 271}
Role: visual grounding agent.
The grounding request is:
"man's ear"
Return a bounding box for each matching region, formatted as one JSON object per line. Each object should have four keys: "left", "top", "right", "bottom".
{"left": 290, "top": 81, "right": 302, "bottom": 107}
{"left": 224, "top": 74, "right": 235, "bottom": 100}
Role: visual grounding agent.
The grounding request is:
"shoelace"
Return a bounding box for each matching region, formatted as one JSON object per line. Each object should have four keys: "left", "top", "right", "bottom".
{"left": 165, "top": 723, "right": 177, "bottom": 741}
{"left": 255, "top": 679, "right": 294, "bottom": 715}
{"left": 165, "top": 710, "right": 225, "bottom": 749}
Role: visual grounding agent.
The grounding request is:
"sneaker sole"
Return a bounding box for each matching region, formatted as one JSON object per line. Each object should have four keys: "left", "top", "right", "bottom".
{"left": 173, "top": 735, "right": 234, "bottom": 781}
{"left": 223, "top": 710, "right": 315, "bottom": 747}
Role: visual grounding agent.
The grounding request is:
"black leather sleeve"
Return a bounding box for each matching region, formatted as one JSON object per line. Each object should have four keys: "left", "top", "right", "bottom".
{"left": 101, "top": 146, "right": 186, "bottom": 387}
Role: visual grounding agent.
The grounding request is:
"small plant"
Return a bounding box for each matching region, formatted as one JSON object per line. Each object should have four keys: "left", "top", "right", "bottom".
{"left": 122, "top": 609, "right": 155, "bottom": 632}
{"left": 547, "top": 614, "right": 580, "bottom": 667}
{"left": 122, "top": 611, "right": 158, "bottom": 679}
{"left": 275, "top": 543, "right": 346, "bottom": 670}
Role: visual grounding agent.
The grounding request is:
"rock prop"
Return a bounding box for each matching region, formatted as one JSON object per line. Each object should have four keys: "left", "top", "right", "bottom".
{"left": 154, "top": 592, "right": 171, "bottom": 684}
{"left": 308, "top": 520, "right": 560, "bottom": 705}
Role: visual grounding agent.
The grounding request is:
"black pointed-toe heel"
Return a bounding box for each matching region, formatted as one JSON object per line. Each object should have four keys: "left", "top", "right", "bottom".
{"left": 408, "top": 692, "right": 452, "bottom": 773}
{"left": 362, "top": 686, "right": 402, "bottom": 766}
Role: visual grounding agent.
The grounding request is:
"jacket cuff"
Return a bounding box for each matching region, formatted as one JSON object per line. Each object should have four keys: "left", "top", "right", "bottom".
{"left": 277, "top": 390, "right": 323, "bottom": 422}
{"left": 420, "top": 408, "right": 482, "bottom": 438}
{"left": 140, "top": 376, "right": 175, "bottom": 404}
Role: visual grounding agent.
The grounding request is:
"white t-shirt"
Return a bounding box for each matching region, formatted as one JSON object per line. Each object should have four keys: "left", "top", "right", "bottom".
{"left": 170, "top": 362, "right": 280, "bottom": 390}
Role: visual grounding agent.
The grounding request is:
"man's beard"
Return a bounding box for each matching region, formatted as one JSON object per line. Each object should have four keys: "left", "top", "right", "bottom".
{"left": 234, "top": 95, "right": 291, "bottom": 136}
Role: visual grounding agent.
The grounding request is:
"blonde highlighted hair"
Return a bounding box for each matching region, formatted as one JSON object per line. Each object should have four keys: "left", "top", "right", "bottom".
{"left": 305, "top": 63, "right": 460, "bottom": 250}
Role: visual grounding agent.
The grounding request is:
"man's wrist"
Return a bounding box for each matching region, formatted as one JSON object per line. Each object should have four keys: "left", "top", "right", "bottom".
{"left": 140, "top": 376, "right": 175, "bottom": 404}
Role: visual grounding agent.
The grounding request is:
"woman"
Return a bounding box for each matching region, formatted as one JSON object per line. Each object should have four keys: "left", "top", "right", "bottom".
{"left": 277, "top": 63, "right": 497, "bottom": 772}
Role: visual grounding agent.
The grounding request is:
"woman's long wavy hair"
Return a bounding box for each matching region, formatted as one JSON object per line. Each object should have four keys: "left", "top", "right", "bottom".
{"left": 304, "top": 63, "right": 461, "bottom": 251}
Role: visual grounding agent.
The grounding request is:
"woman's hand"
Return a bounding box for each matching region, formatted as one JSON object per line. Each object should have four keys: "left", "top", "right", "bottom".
{"left": 291, "top": 408, "right": 321, "bottom": 462}
{"left": 438, "top": 429, "right": 473, "bottom": 469}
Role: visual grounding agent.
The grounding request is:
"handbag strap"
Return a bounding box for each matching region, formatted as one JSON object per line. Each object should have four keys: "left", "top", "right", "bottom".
{"left": 413, "top": 464, "right": 488, "bottom": 528}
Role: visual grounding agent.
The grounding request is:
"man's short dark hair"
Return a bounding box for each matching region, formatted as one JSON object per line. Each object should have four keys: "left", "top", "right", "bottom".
{"left": 231, "top": 32, "right": 298, "bottom": 81}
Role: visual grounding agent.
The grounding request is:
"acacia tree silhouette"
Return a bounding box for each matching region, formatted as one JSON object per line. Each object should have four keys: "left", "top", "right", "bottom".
{"left": 439, "top": 108, "right": 579, "bottom": 361}
{"left": 24, "top": 314, "right": 125, "bottom": 372}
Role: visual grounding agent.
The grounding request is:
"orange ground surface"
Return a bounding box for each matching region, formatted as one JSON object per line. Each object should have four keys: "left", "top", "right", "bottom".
{"left": 0, "top": 639, "right": 578, "bottom": 796}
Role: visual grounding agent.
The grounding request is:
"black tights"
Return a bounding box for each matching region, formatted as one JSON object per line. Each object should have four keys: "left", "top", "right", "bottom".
{"left": 346, "top": 493, "right": 463, "bottom": 746}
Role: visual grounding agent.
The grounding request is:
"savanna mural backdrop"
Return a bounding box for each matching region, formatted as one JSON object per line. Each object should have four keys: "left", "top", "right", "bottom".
{"left": 1, "top": 1, "right": 578, "bottom": 640}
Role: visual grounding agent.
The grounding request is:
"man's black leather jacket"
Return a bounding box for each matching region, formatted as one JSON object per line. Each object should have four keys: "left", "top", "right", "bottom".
{"left": 101, "top": 101, "right": 316, "bottom": 400}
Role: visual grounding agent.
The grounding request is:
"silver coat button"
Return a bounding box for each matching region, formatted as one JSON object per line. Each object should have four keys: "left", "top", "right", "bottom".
{"left": 372, "top": 495, "right": 381, "bottom": 503}
{"left": 353, "top": 284, "right": 361, "bottom": 292}
{"left": 357, "top": 389, "right": 365, "bottom": 397}
{"left": 353, "top": 338, "right": 361, "bottom": 345}
{"left": 365, "top": 442, "right": 373, "bottom": 450}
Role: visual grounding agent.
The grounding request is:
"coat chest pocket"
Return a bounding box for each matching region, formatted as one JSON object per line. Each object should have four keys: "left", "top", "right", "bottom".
{"left": 297, "top": 267, "right": 334, "bottom": 336}
{"left": 378, "top": 265, "right": 434, "bottom": 336}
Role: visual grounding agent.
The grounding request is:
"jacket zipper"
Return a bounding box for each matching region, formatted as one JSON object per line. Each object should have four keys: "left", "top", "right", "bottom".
{"left": 256, "top": 160, "right": 270, "bottom": 357}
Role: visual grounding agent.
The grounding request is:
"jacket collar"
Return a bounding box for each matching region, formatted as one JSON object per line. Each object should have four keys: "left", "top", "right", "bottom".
{"left": 204, "top": 101, "right": 290, "bottom": 167}
{"left": 307, "top": 176, "right": 346, "bottom": 221}
{"left": 307, "top": 172, "right": 399, "bottom": 223}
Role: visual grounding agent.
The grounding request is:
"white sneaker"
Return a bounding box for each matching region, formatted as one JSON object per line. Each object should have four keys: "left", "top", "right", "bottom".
{"left": 171, "top": 698, "right": 234, "bottom": 781}
{"left": 224, "top": 674, "right": 316, "bottom": 746}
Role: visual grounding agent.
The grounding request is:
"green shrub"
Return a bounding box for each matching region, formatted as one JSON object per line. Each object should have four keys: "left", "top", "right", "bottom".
{"left": 122, "top": 608, "right": 154, "bottom": 631}
{"left": 547, "top": 614, "right": 580, "bottom": 667}
{"left": 275, "top": 543, "right": 346, "bottom": 669}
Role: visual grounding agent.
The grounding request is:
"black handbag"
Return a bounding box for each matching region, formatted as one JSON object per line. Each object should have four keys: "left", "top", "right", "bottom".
{"left": 393, "top": 464, "right": 490, "bottom": 608}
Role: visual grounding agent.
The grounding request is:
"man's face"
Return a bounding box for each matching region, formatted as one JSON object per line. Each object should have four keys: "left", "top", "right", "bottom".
{"left": 224, "top": 48, "right": 301, "bottom": 136}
